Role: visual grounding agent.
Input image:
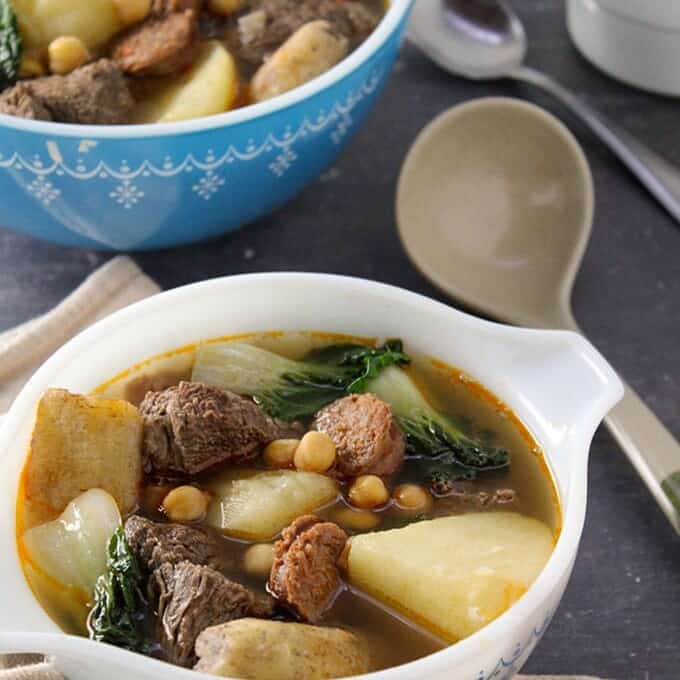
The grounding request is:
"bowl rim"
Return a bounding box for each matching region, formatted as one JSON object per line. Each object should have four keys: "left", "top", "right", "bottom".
{"left": 0, "top": 0, "right": 413, "bottom": 140}
{"left": 0, "top": 273, "right": 623, "bottom": 678}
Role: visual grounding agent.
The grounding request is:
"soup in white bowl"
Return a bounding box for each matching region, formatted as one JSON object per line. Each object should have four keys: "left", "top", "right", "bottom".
{"left": 0, "top": 274, "right": 623, "bottom": 680}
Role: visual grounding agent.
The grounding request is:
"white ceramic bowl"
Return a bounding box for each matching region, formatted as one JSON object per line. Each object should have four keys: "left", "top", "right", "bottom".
{"left": 567, "top": 0, "right": 680, "bottom": 96}
{"left": 0, "top": 274, "right": 623, "bottom": 680}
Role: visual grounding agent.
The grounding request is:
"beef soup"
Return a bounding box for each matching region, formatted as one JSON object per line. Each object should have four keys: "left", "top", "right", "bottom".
{"left": 0, "top": 0, "right": 388, "bottom": 125}
{"left": 17, "top": 332, "right": 559, "bottom": 679}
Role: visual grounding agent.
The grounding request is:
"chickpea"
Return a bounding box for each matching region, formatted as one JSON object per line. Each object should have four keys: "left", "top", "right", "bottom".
{"left": 162, "top": 485, "right": 209, "bottom": 522}
{"left": 348, "top": 475, "right": 389, "bottom": 509}
{"left": 393, "top": 484, "right": 433, "bottom": 514}
{"left": 208, "top": 0, "right": 247, "bottom": 14}
{"left": 243, "top": 543, "right": 275, "bottom": 577}
{"left": 47, "top": 36, "right": 90, "bottom": 75}
{"left": 294, "top": 431, "right": 336, "bottom": 473}
{"left": 264, "top": 438, "right": 300, "bottom": 468}
{"left": 333, "top": 506, "right": 380, "bottom": 531}
{"left": 113, "top": 0, "right": 152, "bottom": 26}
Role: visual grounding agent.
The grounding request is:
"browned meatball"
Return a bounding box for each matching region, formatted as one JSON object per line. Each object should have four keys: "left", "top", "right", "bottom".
{"left": 112, "top": 10, "right": 199, "bottom": 77}
{"left": 269, "top": 515, "right": 347, "bottom": 623}
{"left": 312, "top": 393, "right": 405, "bottom": 479}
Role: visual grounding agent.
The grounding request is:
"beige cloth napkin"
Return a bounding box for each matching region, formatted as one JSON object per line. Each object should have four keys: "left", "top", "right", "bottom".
{"left": 0, "top": 256, "right": 160, "bottom": 414}
{"left": 0, "top": 258, "right": 604, "bottom": 680}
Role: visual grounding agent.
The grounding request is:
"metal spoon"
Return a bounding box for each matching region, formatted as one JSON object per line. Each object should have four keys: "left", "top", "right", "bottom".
{"left": 407, "top": 0, "right": 680, "bottom": 225}
{"left": 396, "top": 97, "right": 680, "bottom": 533}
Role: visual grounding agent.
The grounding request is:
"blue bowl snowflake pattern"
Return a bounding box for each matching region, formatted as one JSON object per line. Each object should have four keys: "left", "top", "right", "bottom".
{"left": 0, "top": 8, "right": 411, "bottom": 251}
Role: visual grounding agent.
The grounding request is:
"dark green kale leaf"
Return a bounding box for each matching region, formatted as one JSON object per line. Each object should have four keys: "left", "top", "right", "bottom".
{"left": 365, "top": 363, "right": 510, "bottom": 483}
{"left": 87, "top": 527, "right": 151, "bottom": 653}
{"left": 343, "top": 339, "right": 411, "bottom": 393}
{"left": 0, "top": 0, "right": 22, "bottom": 90}
{"left": 256, "top": 340, "right": 411, "bottom": 421}
{"left": 399, "top": 414, "right": 509, "bottom": 472}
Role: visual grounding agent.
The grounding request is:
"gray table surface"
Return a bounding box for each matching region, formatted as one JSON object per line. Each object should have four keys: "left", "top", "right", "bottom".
{"left": 1, "top": 1, "right": 678, "bottom": 678}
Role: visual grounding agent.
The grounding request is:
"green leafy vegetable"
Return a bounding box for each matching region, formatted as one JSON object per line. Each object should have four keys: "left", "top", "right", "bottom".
{"left": 343, "top": 342, "right": 411, "bottom": 393}
{"left": 192, "top": 340, "right": 409, "bottom": 421}
{"left": 192, "top": 339, "right": 508, "bottom": 481}
{"left": 87, "top": 527, "right": 150, "bottom": 653}
{"left": 0, "top": 0, "right": 22, "bottom": 90}
{"left": 366, "top": 366, "right": 509, "bottom": 480}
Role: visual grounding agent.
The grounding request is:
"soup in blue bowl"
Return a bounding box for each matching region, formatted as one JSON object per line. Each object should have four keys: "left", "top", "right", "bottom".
{"left": 0, "top": 0, "right": 412, "bottom": 250}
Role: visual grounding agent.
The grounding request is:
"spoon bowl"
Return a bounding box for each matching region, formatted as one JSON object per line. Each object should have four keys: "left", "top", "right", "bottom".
{"left": 397, "top": 97, "right": 593, "bottom": 328}
{"left": 409, "top": 0, "right": 525, "bottom": 79}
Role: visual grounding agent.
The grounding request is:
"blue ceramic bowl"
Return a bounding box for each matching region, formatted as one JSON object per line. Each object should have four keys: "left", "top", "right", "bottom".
{"left": 0, "top": 0, "right": 413, "bottom": 250}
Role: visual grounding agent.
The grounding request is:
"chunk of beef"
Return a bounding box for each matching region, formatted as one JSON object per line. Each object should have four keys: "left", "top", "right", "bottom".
{"left": 0, "top": 60, "right": 133, "bottom": 124}
{"left": 124, "top": 369, "right": 193, "bottom": 407}
{"left": 229, "top": 0, "right": 380, "bottom": 64}
{"left": 312, "top": 393, "right": 405, "bottom": 479}
{"left": 153, "top": 561, "right": 274, "bottom": 666}
{"left": 269, "top": 515, "right": 347, "bottom": 623}
{"left": 112, "top": 10, "right": 199, "bottom": 76}
{"left": 139, "top": 381, "right": 302, "bottom": 477}
{"left": 125, "top": 515, "right": 227, "bottom": 572}
{"left": 428, "top": 479, "right": 519, "bottom": 508}
{"left": 0, "top": 82, "right": 53, "bottom": 121}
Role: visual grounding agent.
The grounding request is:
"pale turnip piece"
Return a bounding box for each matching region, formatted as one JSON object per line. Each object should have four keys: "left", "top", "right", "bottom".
{"left": 348, "top": 512, "right": 554, "bottom": 641}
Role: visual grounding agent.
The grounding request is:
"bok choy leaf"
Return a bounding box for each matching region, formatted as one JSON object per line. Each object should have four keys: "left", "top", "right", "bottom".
{"left": 192, "top": 340, "right": 508, "bottom": 481}
{"left": 192, "top": 340, "right": 409, "bottom": 421}
{"left": 366, "top": 366, "right": 509, "bottom": 482}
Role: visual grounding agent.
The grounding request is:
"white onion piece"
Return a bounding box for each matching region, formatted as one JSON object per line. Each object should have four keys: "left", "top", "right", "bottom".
{"left": 22, "top": 489, "right": 121, "bottom": 595}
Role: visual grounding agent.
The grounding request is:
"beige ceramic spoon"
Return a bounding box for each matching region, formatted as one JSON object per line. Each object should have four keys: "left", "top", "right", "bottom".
{"left": 396, "top": 97, "right": 680, "bottom": 533}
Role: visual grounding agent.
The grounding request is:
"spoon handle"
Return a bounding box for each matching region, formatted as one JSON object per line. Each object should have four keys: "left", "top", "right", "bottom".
{"left": 605, "top": 385, "right": 680, "bottom": 533}
{"left": 558, "top": 311, "right": 680, "bottom": 533}
{"left": 512, "top": 66, "right": 680, "bottom": 225}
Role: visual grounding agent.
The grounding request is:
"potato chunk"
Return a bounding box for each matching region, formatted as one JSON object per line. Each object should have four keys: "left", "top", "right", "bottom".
{"left": 348, "top": 513, "right": 554, "bottom": 641}
{"left": 13, "top": 0, "right": 123, "bottom": 50}
{"left": 206, "top": 470, "right": 338, "bottom": 541}
{"left": 251, "top": 21, "right": 349, "bottom": 102}
{"left": 195, "top": 618, "right": 370, "bottom": 679}
{"left": 23, "top": 389, "right": 143, "bottom": 529}
{"left": 22, "top": 489, "right": 121, "bottom": 596}
{"left": 133, "top": 41, "right": 238, "bottom": 124}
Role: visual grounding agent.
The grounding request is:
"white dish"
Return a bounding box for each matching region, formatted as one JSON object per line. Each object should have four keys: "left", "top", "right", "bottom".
{"left": 0, "top": 273, "right": 623, "bottom": 680}
{"left": 567, "top": 0, "right": 680, "bottom": 96}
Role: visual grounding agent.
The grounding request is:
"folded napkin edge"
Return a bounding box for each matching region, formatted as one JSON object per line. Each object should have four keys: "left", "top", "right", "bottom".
{"left": 0, "top": 256, "right": 159, "bottom": 384}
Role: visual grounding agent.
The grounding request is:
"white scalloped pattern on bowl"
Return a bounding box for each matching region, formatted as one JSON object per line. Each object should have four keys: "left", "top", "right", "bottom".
{"left": 0, "top": 69, "right": 383, "bottom": 210}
